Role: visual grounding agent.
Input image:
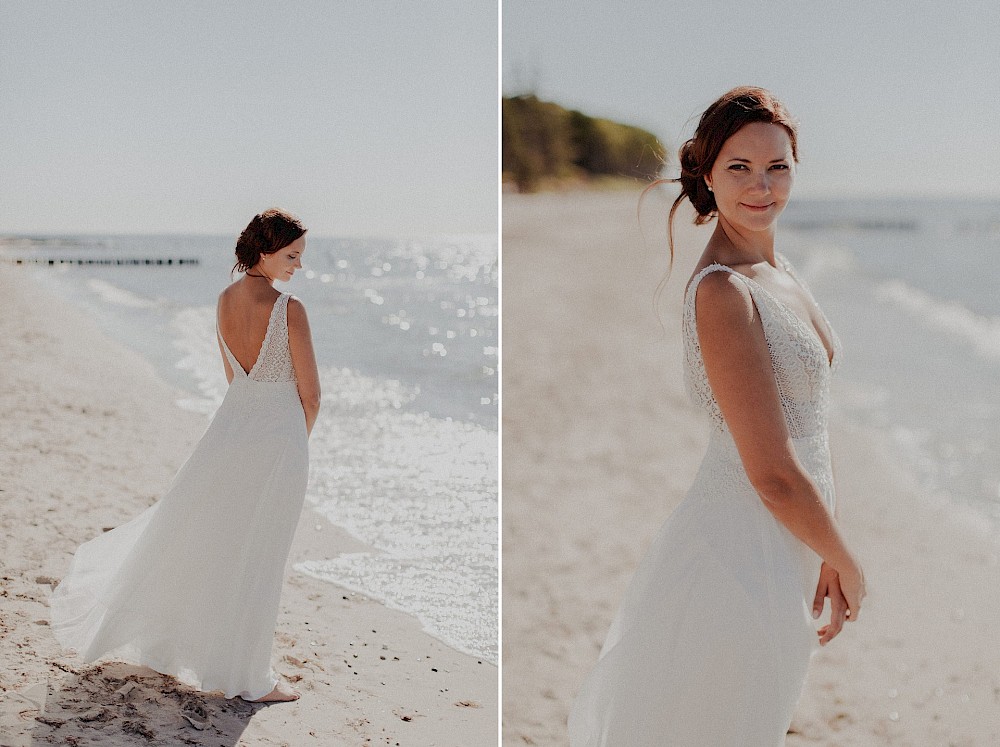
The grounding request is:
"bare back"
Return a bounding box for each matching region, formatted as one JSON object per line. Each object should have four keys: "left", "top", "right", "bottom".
{"left": 217, "top": 281, "right": 282, "bottom": 376}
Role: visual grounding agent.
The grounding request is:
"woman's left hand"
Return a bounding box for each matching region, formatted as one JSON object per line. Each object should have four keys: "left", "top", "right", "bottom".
{"left": 812, "top": 561, "right": 848, "bottom": 646}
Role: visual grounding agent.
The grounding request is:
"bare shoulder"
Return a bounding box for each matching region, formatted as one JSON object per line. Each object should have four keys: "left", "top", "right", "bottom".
{"left": 216, "top": 285, "right": 237, "bottom": 320}
{"left": 286, "top": 295, "right": 310, "bottom": 328}
{"left": 694, "top": 269, "right": 773, "bottom": 395}
{"left": 694, "top": 269, "right": 756, "bottom": 331}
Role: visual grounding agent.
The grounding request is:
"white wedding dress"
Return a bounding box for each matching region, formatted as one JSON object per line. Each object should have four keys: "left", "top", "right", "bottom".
{"left": 569, "top": 257, "right": 841, "bottom": 746}
{"left": 50, "top": 292, "right": 308, "bottom": 700}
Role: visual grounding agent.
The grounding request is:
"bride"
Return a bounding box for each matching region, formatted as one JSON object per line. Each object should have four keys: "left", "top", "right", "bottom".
{"left": 50, "top": 208, "right": 321, "bottom": 703}
{"left": 568, "top": 88, "right": 866, "bottom": 745}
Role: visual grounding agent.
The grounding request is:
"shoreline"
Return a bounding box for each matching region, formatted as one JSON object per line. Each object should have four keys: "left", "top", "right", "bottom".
{"left": 23, "top": 254, "right": 500, "bottom": 665}
{"left": 502, "top": 191, "right": 1000, "bottom": 745}
{"left": 0, "top": 265, "right": 496, "bottom": 745}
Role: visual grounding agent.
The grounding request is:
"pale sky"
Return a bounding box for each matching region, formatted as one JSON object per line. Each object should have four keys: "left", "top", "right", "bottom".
{"left": 503, "top": 0, "right": 1000, "bottom": 199}
{"left": 0, "top": 1, "right": 497, "bottom": 237}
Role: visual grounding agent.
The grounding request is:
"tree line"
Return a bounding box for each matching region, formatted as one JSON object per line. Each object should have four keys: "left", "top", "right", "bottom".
{"left": 502, "top": 95, "right": 665, "bottom": 192}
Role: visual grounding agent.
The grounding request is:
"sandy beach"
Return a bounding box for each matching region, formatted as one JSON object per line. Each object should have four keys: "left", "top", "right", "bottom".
{"left": 502, "top": 190, "right": 1000, "bottom": 745}
{"left": 0, "top": 265, "right": 496, "bottom": 746}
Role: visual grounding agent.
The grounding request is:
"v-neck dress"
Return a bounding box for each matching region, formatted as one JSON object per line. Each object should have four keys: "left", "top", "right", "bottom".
{"left": 50, "top": 292, "right": 309, "bottom": 699}
{"left": 569, "top": 256, "right": 842, "bottom": 746}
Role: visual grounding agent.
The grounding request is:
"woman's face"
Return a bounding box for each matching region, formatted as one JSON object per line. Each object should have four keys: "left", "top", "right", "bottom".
{"left": 705, "top": 122, "right": 795, "bottom": 234}
{"left": 258, "top": 235, "right": 306, "bottom": 282}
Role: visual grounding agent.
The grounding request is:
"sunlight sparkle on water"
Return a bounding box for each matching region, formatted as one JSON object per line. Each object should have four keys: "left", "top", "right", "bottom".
{"left": 296, "top": 368, "right": 498, "bottom": 663}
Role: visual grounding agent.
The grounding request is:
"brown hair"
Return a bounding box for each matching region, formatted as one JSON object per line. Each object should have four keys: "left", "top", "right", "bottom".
{"left": 644, "top": 86, "right": 799, "bottom": 273}
{"left": 233, "top": 208, "right": 307, "bottom": 275}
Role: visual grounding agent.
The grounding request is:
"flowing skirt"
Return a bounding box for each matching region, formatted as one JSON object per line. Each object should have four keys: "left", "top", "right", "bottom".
{"left": 50, "top": 378, "right": 308, "bottom": 699}
{"left": 568, "top": 432, "right": 830, "bottom": 746}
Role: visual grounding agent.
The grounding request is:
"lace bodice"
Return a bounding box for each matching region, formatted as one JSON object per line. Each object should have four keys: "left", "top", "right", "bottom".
{"left": 218, "top": 293, "right": 297, "bottom": 383}
{"left": 682, "top": 256, "right": 840, "bottom": 439}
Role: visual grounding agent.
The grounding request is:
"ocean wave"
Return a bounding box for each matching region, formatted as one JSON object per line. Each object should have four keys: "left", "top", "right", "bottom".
{"left": 786, "top": 242, "right": 859, "bottom": 282}
{"left": 876, "top": 279, "right": 1000, "bottom": 363}
{"left": 87, "top": 278, "right": 159, "bottom": 309}
{"left": 171, "top": 306, "right": 227, "bottom": 412}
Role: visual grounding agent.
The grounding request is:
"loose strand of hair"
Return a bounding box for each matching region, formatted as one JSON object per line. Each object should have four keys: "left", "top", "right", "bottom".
{"left": 639, "top": 178, "right": 687, "bottom": 334}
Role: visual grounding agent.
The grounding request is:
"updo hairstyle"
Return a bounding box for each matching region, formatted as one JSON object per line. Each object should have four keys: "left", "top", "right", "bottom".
{"left": 650, "top": 86, "right": 799, "bottom": 268}
{"left": 233, "top": 208, "right": 307, "bottom": 275}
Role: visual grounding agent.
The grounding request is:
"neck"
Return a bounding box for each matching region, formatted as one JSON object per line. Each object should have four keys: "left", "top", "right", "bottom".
{"left": 711, "top": 216, "right": 777, "bottom": 267}
{"left": 245, "top": 269, "right": 272, "bottom": 283}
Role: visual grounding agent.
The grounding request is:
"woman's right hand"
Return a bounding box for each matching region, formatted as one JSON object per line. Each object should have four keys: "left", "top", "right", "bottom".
{"left": 838, "top": 562, "right": 866, "bottom": 622}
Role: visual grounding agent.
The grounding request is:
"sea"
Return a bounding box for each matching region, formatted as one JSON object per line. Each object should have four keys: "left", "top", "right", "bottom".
{"left": 777, "top": 198, "right": 1000, "bottom": 527}
{"left": 0, "top": 233, "right": 498, "bottom": 664}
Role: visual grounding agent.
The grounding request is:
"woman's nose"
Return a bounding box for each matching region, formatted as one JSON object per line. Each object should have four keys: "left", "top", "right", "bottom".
{"left": 749, "top": 171, "right": 770, "bottom": 193}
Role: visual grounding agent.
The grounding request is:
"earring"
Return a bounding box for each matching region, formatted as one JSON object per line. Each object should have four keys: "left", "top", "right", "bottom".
{"left": 706, "top": 185, "right": 713, "bottom": 192}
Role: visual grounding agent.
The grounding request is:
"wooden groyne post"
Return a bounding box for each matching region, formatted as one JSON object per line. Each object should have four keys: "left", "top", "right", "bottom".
{"left": 0, "top": 257, "right": 200, "bottom": 266}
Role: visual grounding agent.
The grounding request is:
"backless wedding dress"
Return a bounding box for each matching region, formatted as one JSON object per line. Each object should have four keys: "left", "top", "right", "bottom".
{"left": 50, "top": 292, "right": 308, "bottom": 699}
{"left": 568, "top": 257, "right": 841, "bottom": 746}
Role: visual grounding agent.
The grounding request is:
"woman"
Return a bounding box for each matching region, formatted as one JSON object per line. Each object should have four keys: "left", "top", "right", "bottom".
{"left": 50, "top": 208, "right": 321, "bottom": 703}
{"left": 568, "top": 88, "right": 866, "bottom": 745}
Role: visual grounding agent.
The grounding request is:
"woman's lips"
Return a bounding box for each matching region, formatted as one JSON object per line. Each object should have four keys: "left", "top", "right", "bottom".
{"left": 741, "top": 202, "right": 774, "bottom": 212}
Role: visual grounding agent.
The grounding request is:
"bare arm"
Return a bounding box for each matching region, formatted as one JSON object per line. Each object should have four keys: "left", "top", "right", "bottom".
{"left": 696, "top": 271, "right": 864, "bottom": 619}
{"left": 287, "top": 297, "right": 321, "bottom": 435}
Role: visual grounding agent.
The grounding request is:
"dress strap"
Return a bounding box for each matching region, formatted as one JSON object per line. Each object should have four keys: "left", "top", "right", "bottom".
{"left": 248, "top": 293, "right": 285, "bottom": 377}
{"left": 216, "top": 322, "right": 248, "bottom": 379}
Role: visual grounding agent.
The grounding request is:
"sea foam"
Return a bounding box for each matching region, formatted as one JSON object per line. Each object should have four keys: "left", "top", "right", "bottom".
{"left": 876, "top": 279, "right": 1000, "bottom": 365}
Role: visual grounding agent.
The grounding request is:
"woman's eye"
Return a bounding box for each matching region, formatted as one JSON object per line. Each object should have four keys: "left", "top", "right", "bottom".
{"left": 727, "top": 164, "right": 749, "bottom": 171}
{"left": 770, "top": 164, "right": 789, "bottom": 171}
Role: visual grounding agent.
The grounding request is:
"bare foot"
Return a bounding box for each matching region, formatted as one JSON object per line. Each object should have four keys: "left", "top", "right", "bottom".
{"left": 242, "top": 682, "right": 300, "bottom": 703}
